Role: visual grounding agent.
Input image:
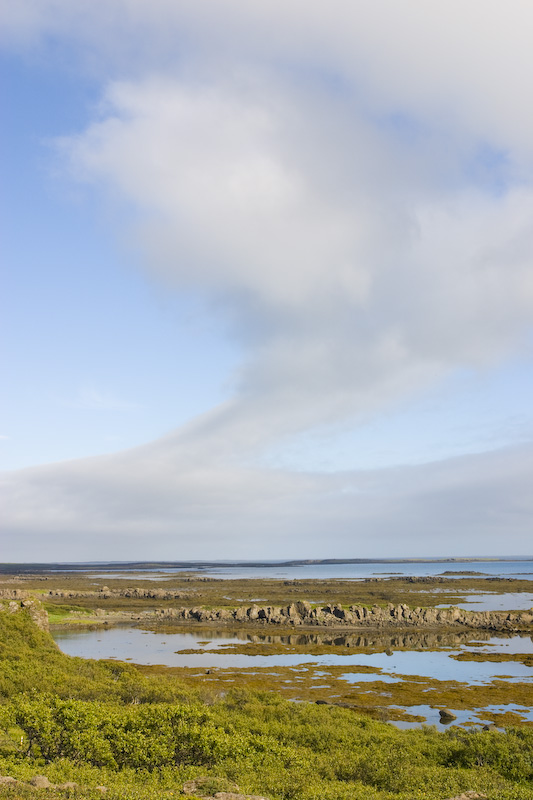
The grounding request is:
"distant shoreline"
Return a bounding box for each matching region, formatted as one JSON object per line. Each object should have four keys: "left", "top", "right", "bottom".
{"left": 1, "top": 555, "right": 532, "bottom": 573}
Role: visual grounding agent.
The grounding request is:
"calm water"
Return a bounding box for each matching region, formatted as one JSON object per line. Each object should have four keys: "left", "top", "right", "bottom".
{"left": 89, "top": 559, "right": 533, "bottom": 581}
{"left": 436, "top": 592, "right": 533, "bottom": 611}
{"left": 53, "top": 626, "right": 533, "bottom": 682}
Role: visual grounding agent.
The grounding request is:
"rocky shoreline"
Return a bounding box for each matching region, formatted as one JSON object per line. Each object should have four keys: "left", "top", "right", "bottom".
{"left": 3, "top": 589, "right": 532, "bottom": 633}
{"left": 147, "top": 599, "right": 533, "bottom": 633}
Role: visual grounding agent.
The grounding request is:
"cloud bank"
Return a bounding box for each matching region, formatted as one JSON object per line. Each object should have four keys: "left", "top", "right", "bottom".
{"left": 3, "top": 440, "right": 533, "bottom": 561}
{"left": 2, "top": 1, "right": 533, "bottom": 558}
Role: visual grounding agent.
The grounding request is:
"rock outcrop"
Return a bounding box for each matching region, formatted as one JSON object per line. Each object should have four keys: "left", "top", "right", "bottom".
{"left": 3, "top": 598, "right": 50, "bottom": 632}
{"left": 148, "top": 601, "right": 533, "bottom": 633}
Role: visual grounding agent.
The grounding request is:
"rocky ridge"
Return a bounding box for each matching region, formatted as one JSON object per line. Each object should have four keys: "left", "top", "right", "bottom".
{"left": 2, "top": 590, "right": 532, "bottom": 633}
{"left": 148, "top": 599, "right": 533, "bottom": 633}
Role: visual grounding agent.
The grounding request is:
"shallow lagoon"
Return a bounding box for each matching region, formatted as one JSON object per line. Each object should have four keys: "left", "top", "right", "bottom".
{"left": 53, "top": 625, "right": 533, "bottom": 683}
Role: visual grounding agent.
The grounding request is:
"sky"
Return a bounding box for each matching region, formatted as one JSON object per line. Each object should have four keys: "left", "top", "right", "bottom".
{"left": 1, "top": 1, "right": 533, "bottom": 562}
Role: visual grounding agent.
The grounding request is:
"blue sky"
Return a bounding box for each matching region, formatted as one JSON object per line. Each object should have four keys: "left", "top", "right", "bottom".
{"left": 1, "top": 1, "right": 533, "bottom": 561}
{"left": 1, "top": 50, "right": 239, "bottom": 469}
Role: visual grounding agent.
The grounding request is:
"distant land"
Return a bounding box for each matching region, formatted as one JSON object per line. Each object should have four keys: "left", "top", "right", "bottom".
{"left": 0, "top": 556, "right": 532, "bottom": 573}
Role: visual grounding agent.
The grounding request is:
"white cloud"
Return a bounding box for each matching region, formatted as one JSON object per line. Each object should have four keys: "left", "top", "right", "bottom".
{"left": 2, "top": 1, "right": 533, "bottom": 555}
{"left": 58, "top": 73, "right": 533, "bottom": 451}
{"left": 4, "top": 1, "right": 533, "bottom": 156}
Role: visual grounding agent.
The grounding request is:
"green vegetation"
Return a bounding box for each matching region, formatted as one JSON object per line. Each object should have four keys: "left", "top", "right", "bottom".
{"left": 1, "top": 603, "right": 533, "bottom": 799}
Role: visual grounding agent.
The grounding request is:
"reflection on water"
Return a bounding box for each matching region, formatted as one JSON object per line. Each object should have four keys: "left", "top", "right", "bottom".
{"left": 53, "top": 625, "right": 533, "bottom": 684}
{"left": 145, "top": 626, "right": 533, "bottom": 652}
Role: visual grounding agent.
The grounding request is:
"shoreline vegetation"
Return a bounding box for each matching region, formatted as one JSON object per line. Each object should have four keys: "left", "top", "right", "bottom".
{"left": 1, "top": 566, "right": 532, "bottom": 799}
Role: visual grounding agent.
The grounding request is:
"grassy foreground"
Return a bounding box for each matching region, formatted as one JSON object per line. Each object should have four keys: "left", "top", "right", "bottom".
{"left": 1, "top": 603, "right": 532, "bottom": 800}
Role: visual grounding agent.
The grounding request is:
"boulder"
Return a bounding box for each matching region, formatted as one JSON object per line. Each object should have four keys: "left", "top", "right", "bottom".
{"left": 423, "top": 608, "right": 438, "bottom": 624}
{"left": 439, "top": 708, "right": 457, "bottom": 723}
